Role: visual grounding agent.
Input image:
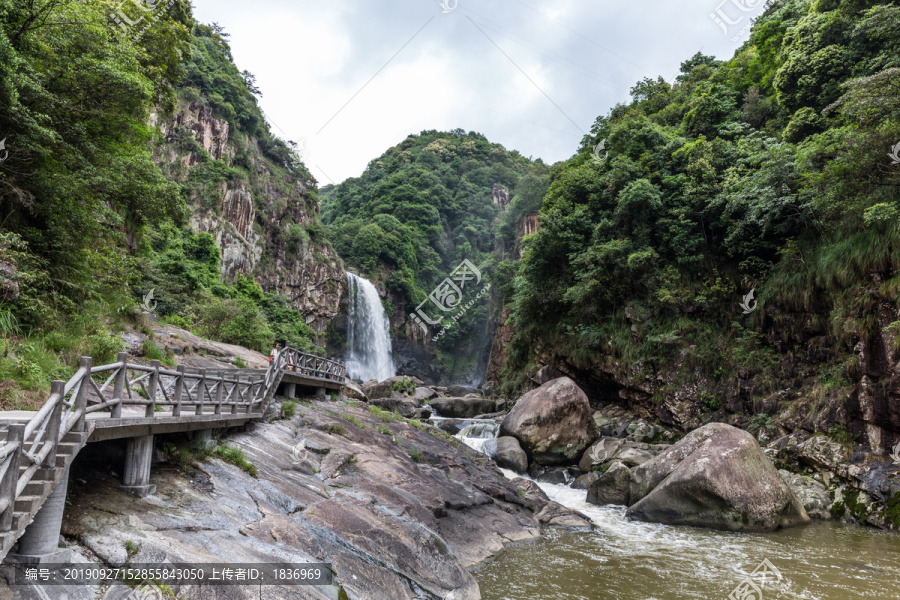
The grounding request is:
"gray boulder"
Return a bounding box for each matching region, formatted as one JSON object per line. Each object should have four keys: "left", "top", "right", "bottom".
{"left": 342, "top": 380, "right": 368, "bottom": 402}
{"left": 362, "top": 376, "right": 424, "bottom": 400}
{"left": 483, "top": 436, "right": 528, "bottom": 474}
{"left": 413, "top": 387, "right": 438, "bottom": 401}
{"left": 626, "top": 423, "right": 810, "bottom": 532}
{"left": 587, "top": 461, "right": 631, "bottom": 506}
{"left": 572, "top": 472, "right": 601, "bottom": 490}
{"left": 500, "top": 377, "right": 596, "bottom": 465}
{"left": 578, "top": 438, "right": 625, "bottom": 472}
{"left": 778, "top": 470, "right": 833, "bottom": 520}
{"left": 448, "top": 385, "right": 480, "bottom": 397}
{"left": 429, "top": 397, "right": 496, "bottom": 418}
{"left": 613, "top": 443, "right": 655, "bottom": 468}
{"left": 369, "top": 396, "right": 431, "bottom": 420}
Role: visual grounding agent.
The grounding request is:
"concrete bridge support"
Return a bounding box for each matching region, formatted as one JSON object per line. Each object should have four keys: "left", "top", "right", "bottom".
{"left": 11, "top": 468, "right": 71, "bottom": 564}
{"left": 283, "top": 383, "right": 297, "bottom": 399}
{"left": 315, "top": 387, "right": 327, "bottom": 399}
{"left": 120, "top": 435, "right": 156, "bottom": 498}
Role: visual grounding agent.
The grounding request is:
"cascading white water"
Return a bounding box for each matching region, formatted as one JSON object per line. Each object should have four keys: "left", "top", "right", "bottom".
{"left": 345, "top": 273, "right": 395, "bottom": 382}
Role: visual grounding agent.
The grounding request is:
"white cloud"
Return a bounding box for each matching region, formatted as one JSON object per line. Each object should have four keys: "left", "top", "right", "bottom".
{"left": 191, "top": 0, "right": 749, "bottom": 183}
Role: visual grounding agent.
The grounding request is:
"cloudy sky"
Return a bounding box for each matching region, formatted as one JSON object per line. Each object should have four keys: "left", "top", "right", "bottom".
{"left": 191, "top": 0, "right": 760, "bottom": 184}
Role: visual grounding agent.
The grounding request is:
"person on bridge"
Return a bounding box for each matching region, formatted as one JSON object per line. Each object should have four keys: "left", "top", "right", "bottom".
{"left": 269, "top": 343, "right": 280, "bottom": 364}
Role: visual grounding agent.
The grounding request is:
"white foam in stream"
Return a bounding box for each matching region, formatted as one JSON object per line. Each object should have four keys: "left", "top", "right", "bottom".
{"left": 454, "top": 431, "right": 900, "bottom": 599}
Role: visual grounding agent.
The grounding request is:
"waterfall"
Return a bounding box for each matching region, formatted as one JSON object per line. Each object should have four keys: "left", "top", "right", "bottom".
{"left": 345, "top": 273, "right": 395, "bottom": 382}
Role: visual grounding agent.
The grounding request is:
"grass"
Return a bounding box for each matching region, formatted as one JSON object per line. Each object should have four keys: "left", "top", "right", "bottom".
{"left": 409, "top": 447, "right": 424, "bottom": 463}
{"left": 377, "top": 424, "right": 391, "bottom": 435}
{"left": 393, "top": 377, "right": 415, "bottom": 395}
{"left": 749, "top": 413, "right": 775, "bottom": 431}
{"left": 369, "top": 405, "right": 393, "bottom": 422}
{"left": 125, "top": 540, "right": 140, "bottom": 558}
{"left": 282, "top": 399, "right": 297, "bottom": 419}
{"left": 233, "top": 356, "right": 247, "bottom": 369}
{"left": 142, "top": 339, "right": 163, "bottom": 361}
{"left": 342, "top": 413, "right": 365, "bottom": 429}
{"left": 213, "top": 445, "right": 258, "bottom": 477}
{"left": 827, "top": 424, "right": 858, "bottom": 448}
{"left": 323, "top": 424, "right": 345, "bottom": 436}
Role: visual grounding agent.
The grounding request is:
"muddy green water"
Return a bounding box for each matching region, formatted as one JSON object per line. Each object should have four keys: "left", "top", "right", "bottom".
{"left": 472, "top": 477, "right": 900, "bottom": 600}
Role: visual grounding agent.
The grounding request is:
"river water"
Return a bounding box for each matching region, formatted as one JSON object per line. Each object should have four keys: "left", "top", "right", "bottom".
{"left": 454, "top": 432, "right": 900, "bottom": 600}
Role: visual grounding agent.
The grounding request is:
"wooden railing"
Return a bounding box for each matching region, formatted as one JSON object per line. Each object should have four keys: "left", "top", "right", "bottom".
{"left": 274, "top": 347, "right": 347, "bottom": 384}
{"left": 0, "top": 345, "right": 344, "bottom": 541}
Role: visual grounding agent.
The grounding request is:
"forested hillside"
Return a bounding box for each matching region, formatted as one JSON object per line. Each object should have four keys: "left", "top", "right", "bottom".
{"left": 321, "top": 131, "right": 550, "bottom": 380}
{"left": 0, "top": 0, "right": 335, "bottom": 408}
{"left": 497, "top": 0, "right": 900, "bottom": 449}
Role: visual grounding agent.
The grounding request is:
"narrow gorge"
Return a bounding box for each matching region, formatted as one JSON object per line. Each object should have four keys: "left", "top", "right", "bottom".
{"left": 0, "top": 0, "right": 898, "bottom": 598}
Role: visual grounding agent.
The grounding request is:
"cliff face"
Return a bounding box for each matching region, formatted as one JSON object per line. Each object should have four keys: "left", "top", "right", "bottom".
{"left": 152, "top": 100, "right": 345, "bottom": 337}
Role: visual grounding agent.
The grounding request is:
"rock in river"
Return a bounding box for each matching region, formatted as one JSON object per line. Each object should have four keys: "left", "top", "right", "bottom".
{"left": 482, "top": 436, "right": 529, "bottom": 474}
{"left": 626, "top": 423, "right": 810, "bottom": 532}
{"left": 429, "top": 396, "right": 496, "bottom": 418}
{"left": 500, "top": 377, "right": 596, "bottom": 465}
{"left": 587, "top": 461, "right": 632, "bottom": 506}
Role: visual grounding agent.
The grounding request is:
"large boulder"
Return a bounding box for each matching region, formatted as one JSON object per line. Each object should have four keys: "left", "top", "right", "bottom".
{"left": 482, "top": 437, "right": 528, "bottom": 474}
{"left": 572, "top": 472, "right": 601, "bottom": 490}
{"left": 500, "top": 377, "right": 596, "bottom": 465}
{"left": 447, "top": 385, "right": 480, "bottom": 397}
{"left": 587, "top": 461, "right": 631, "bottom": 506}
{"left": 626, "top": 423, "right": 810, "bottom": 532}
{"left": 413, "top": 387, "right": 438, "bottom": 401}
{"left": 342, "top": 381, "right": 368, "bottom": 402}
{"left": 362, "top": 376, "right": 424, "bottom": 400}
{"left": 611, "top": 443, "right": 657, "bottom": 468}
{"left": 429, "top": 397, "right": 496, "bottom": 418}
{"left": 578, "top": 438, "right": 625, "bottom": 472}
{"left": 369, "top": 396, "right": 431, "bottom": 420}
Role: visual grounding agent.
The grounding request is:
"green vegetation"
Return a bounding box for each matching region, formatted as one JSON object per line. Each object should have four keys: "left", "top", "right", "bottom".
{"left": 341, "top": 413, "right": 364, "bottom": 429}
{"left": 409, "top": 447, "right": 424, "bottom": 463}
{"left": 393, "top": 378, "right": 415, "bottom": 395}
{"left": 323, "top": 424, "right": 345, "bottom": 436}
{"left": 827, "top": 424, "right": 858, "bottom": 447}
{"left": 323, "top": 130, "right": 550, "bottom": 375}
{"left": 282, "top": 400, "right": 298, "bottom": 419}
{"left": 377, "top": 424, "right": 392, "bottom": 435}
{"left": 125, "top": 540, "right": 141, "bottom": 558}
{"left": 214, "top": 445, "right": 258, "bottom": 477}
{"left": 233, "top": 357, "right": 247, "bottom": 369}
{"left": 499, "top": 1, "right": 900, "bottom": 398}
{"left": 0, "top": 1, "right": 334, "bottom": 407}
{"left": 749, "top": 414, "right": 775, "bottom": 431}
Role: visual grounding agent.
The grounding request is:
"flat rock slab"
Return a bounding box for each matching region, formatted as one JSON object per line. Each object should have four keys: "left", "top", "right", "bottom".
{"left": 40, "top": 401, "right": 590, "bottom": 600}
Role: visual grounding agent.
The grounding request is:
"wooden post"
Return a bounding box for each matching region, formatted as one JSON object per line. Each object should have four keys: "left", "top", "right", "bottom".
{"left": 172, "top": 365, "right": 184, "bottom": 417}
{"left": 73, "top": 357, "right": 91, "bottom": 433}
{"left": 195, "top": 370, "right": 206, "bottom": 416}
{"left": 145, "top": 360, "right": 159, "bottom": 418}
{"left": 43, "top": 384, "right": 64, "bottom": 469}
{"left": 232, "top": 375, "right": 240, "bottom": 415}
{"left": 0, "top": 424, "right": 24, "bottom": 530}
{"left": 111, "top": 352, "right": 127, "bottom": 418}
{"left": 214, "top": 371, "right": 224, "bottom": 415}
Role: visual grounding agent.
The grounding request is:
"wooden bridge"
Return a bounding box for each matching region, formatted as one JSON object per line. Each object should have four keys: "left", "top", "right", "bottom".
{"left": 0, "top": 345, "right": 345, "bottom": 564}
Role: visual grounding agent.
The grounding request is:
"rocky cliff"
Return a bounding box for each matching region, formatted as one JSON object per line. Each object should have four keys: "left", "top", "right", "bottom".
{"left": 152, "top": 99, "right": 345, "bottom": 338}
